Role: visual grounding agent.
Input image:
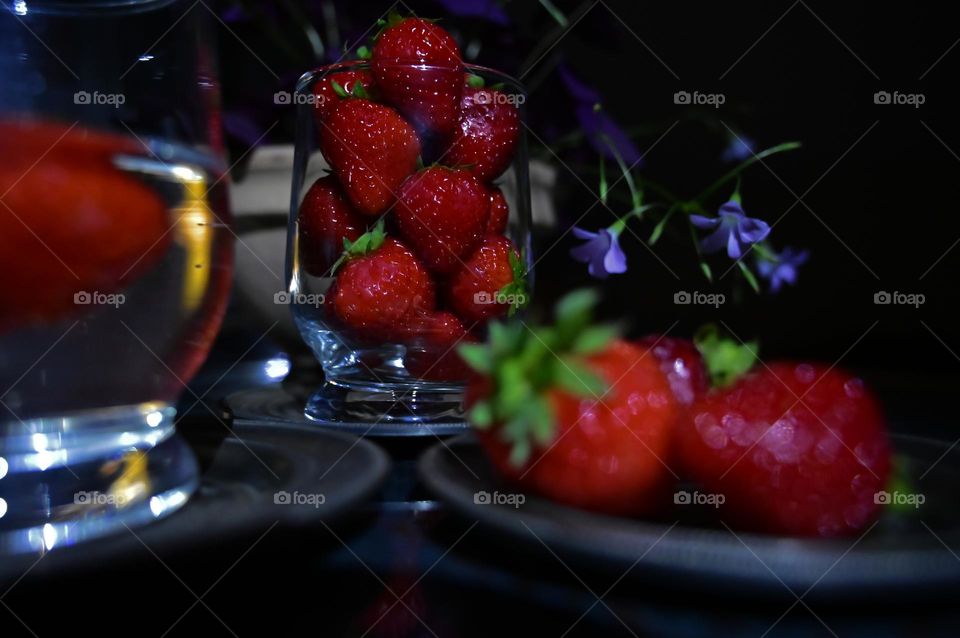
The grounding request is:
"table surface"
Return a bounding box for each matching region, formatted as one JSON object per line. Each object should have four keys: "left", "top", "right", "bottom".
{"left": 3, "top": 322, "right": 959, "bottom": 637}
{"left": 2, "top": 420, "right": 958, "bottom": 638}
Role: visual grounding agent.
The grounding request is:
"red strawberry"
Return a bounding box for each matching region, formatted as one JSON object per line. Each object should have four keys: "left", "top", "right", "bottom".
{"left": 0, "top": 120, "right": 170, "bottom": 332}
{"left": 319, "top": 98, "right": 420, "bottom": 216}
{"left": 403, "top": 311, "right": 477, "bottom": 381}
{"left": 462, "top": 291, "right": 678, "bottom": 517}
{"left": 446, "top": 235, "right": 527, "bottom": 323}
{"left": 330, "top": 230, "right": 435, "bottom": 341}
{"left": 677, "top": 362, "right": 891, "bottom": 536}
{"left": 297, "top": 175, "right": 366, "bottom": 276}
{"left": 395, "top": 167, "right": 489, "bottom": 274}
{"left": 311, "top": 69, "right": 377, "bottom": 122}
{"left": 372, "top": 16, "right": 463, "bottom": 137}
{"left": 636, "top": 336, "right": 708, "bottom": 407}
{"left": 446, "top": 76, "right": 520, "bottom": 182}
{"left": 486, "top": 187, "right": 509, "bottom": 234}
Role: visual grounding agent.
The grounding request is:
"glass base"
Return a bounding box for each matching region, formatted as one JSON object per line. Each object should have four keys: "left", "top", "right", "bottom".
{"left": 305, "top": 377, "right": 466, "bottom": 426}
{"left": 0, "top": 403, "right": 198, "bottom": 555}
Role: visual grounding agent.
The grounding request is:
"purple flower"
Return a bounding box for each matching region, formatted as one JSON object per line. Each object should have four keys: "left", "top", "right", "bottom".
{"left": 721, "top": 135, "right": 755, "bottom": 162}
{"left": 558, "top": 66, "right": 641, "bottom": 165}
{"left": 690, "top": 201, "right": 771, "bottom": 259}
{"left": 433, "top": 0, "right": 510, "bottom": 25}
{"left": 570, "top": 227, "right": 627, "bottom": 279}
{"left": 757, "top": 247, "right": 809, "bottom": 293}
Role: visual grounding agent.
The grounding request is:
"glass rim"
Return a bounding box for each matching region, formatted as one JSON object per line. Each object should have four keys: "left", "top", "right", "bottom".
{"left": 296, "top": 60, "right": 526, "bottom": 96}
{"left": 10, "top": 0, "right": 179, "bottom": 16}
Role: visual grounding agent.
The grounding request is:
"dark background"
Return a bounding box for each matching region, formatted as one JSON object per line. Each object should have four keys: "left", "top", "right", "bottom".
{"left": 217, "top": 0, "right": 960, "bottom": 386}
{"left": 530, "top": 0, "right": 959, "bottom": 376}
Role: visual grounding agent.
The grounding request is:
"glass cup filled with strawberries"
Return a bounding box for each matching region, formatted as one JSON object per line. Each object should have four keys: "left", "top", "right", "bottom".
{"left": 288, "top": 15, "right": 531, "bottom": 426}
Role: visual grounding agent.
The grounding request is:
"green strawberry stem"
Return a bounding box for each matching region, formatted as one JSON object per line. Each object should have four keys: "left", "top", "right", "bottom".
{"left": 694, "top": 323, "right": 758, "bottom": 388}
{"left": 459, "top": 290, "right": 616, "bottom": 466}
{"left": 328, "top": 219, "right": 386, "bottom": 275}
{"left": 330, "top": 79, "right": 370, "bottom": 101}
{"left": 498, "top": 248, "right": 531, "bottom": 317}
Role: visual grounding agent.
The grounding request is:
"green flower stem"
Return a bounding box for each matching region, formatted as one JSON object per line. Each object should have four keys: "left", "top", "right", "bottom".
{"left": 598, "top": 156, "right": 608, "bottom": 205}
{"left": 600, "top": 134, "right": 642, "bottom": 210}
{"left": 753, "top": 241, "right": 777, "bottom": 261}
{"left": 688, "top": 217, "right": 713, "bottom": 282}
{"left": 538, "top": 0, "right": 569, "bottom": 26}
{"left": 648, "top": 202, "right": 678, "bottom": 244}
{"left": 635, "top": 176, "right": 682, "bottom": 205}
{"left": 694, "top": 141, "right": 801, "bottom": 204}
{"left": 608, "top": 203, "right": 659, "bottom": 236}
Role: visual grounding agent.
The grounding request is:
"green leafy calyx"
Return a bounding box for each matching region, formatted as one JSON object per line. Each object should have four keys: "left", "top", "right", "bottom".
{"left": 497, "top": 249, "right": 531, "bottom": 317}
{"left": 330, "top": 79, "right": 370, "bottom": 101}
{"left": 457, "top": 289, "right": 615, "bottom": 466}
{"left": 330, "top": 219, "right": 386, "bottom": 274}
{"left": 694, "top": 323, "right": 758, "bottom": 388}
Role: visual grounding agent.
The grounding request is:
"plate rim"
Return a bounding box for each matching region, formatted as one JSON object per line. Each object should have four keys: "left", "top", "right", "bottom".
{"left": 418, "top": 433, "right": 960, "bottom": 596}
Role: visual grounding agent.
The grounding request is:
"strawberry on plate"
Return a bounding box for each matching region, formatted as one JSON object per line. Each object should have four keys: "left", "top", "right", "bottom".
{"left": 460, "top": 291, "right": 679, "bottom": 517}
{"left": 0, "top": 120, "right": 170, "bottom": 332}
{"left": 297, "top": 175, "right": 366, "bottom": 276}
{"left": 371, "top": 14, "right": 463, "bottom": 137}
{"left": 486, "top": 187, "right": 509, "bottom": 234}
{"left": 676, "top": 359, "right": 892, "bottom": 537}
{"left": 329, "top": 223, "right": 435, "bottom": 341}
{"left": 446, "top": 75, "right": 520, "bottom": 182}
{"left": 636, "top": 335, "right": 708, "bottom": 407}
{"left": 311, "top": 69, "right": 377, "bottom": 122}
{"left": 319, "top": 98, "right": 420, "bottom": 216}
{"left": 446, "top": 235, "right": 528, "bottom": 323}
{"left": 395, "top": 166, "right": 489, "bottom": 274}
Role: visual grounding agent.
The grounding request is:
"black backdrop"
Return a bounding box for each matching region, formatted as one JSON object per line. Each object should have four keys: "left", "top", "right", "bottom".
{"left": 458, "top": 0, "right": 960, "bottom": 378}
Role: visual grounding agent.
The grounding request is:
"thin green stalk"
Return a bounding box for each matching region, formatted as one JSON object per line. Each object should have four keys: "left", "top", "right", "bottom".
{"left": 538, "top": 0, "right": 569, "bottom": 26}
{"left": 600, "top": 134, "right": 642, "bottom": 210}
{"left": 694, "top": 141, "right": 801, "bottom": 204}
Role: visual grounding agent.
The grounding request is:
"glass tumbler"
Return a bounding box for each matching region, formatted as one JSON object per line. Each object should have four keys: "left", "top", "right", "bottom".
{"left": 0, "top": 0, "right": 233, "bottom": 553}
{"left": 287, "top": 61, "right": 532, "bottom": 427}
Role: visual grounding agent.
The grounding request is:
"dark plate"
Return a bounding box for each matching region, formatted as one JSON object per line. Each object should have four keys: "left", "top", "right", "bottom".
{"left": 224, "top": 385, "right": 469, "bottom": 437}
{"left": 418, "top": 433, "right": 960, "bottom": 599}
{"left": 0, "top": 421, "right": 390, "bottom": 584}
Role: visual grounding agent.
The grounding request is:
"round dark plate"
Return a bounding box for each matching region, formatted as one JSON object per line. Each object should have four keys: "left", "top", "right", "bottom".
{"left": 224, "top": 385, "right": 469, "bottom": 437}
{"left": 418, "top": 433, "right": 960, "bottom": 598}
{"left": 0, "top": 421, "right": 390, "bottom": 584}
